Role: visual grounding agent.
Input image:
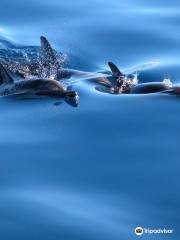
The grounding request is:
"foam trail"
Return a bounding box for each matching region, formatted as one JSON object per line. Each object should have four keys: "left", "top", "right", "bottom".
{"left": 124, "top": 61, "right": 160, "bottom": 73}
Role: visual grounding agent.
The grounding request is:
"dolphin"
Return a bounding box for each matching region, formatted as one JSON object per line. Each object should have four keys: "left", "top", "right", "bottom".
{"left": 94, "top": 62, "right": 174, "bottom": 95}
{"left": 0, "top": 64, "right": 79, "bottom": 106}
{"left": 1, "top": 36, "right": 160, "bottom": 95}
{"left": 90, "top": 62, "right": 138, "bottom": 94}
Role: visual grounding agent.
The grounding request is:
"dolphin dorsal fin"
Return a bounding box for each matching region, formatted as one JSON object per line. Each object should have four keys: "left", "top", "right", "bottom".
{"left": 40, "top": 36, "right": 59, "bottom": 67}
{"left": 0, "top": 64, "right": 14, "bottom": 85}
{"left": 108, "top": 62, "right": 123, "bottom": 77}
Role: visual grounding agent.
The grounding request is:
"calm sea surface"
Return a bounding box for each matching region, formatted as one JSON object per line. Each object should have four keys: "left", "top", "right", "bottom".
{"left": 0, "top": 0, "right": 180, "bottom": 239}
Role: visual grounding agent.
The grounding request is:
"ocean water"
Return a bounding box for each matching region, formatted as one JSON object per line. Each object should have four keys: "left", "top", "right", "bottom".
{"left": 0, "top": 0, "right": 180, "bottom": 239}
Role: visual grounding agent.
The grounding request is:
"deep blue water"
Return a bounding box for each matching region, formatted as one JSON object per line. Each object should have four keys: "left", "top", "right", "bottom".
{"left": 0, "top": 0, "right": 180, "bottom": 239}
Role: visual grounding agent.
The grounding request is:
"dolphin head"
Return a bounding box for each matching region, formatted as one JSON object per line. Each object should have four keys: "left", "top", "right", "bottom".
{"left": 65, "top": 91, "right": 79, "bottom": 107}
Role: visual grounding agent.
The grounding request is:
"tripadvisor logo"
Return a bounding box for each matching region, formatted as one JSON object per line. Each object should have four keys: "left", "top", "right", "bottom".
{"left": 134, "top": 226, "right": 174, "bottom": 236}
{"left": 135, "top": 227, "right": 143, "bottom": 236}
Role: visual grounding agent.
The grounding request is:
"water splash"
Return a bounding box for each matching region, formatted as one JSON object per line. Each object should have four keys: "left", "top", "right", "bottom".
{"left": 0, "top": 38, "right": 67, "bottom": 79}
